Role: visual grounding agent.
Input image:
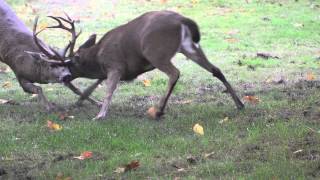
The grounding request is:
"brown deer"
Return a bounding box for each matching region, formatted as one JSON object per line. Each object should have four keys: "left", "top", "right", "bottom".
{"left": 38, "top": 11, "right": 244, "bottom": 119}
{"left": 0, "top": 1, "right": 98, "bottom": 110}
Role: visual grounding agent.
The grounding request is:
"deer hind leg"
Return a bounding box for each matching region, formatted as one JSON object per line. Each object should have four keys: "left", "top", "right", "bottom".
{"left": 179, "top": 27, "right": 244, "bottom": 109}
{"left": 92, "top": 71, "right": 120, "bottom": 120}
{"left": 18, "top": 78, "right": 56, "bottom": 111}
{"left": 148, "top": 60, "right": 180, "bottom": 119}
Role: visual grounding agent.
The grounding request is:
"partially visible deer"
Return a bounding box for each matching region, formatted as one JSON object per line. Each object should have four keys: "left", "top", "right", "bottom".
{"left": 40, "top": 11, "right": 244, "bottom": 119}
{"left": 0, "top": 1, "right": 97, "bottom": 110}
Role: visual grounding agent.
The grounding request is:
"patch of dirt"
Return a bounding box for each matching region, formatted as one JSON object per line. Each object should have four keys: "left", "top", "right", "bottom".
{"left": 237, "top": 144, "right": 268, "bottom": 162}
{"left": 289, "top": 132, "right": 320, "bottom": 161}
{"left": 0, "top": 152, "right": 106, "bottom": 180}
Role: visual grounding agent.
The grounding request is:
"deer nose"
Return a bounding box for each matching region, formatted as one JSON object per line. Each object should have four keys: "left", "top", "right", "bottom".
{"left": 61, "top": 74, "right": 73, "bottom": 82}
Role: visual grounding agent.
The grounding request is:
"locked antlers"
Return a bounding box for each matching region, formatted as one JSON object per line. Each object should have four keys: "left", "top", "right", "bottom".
{"left": 32, "top": 13, "right": 81, "bottom": 63}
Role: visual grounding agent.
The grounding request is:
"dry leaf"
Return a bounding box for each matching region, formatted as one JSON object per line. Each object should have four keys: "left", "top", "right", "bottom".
{"left": 47, "top": 120, "right": 62, "bottom": 131}
{"left": 73, "top": 151, "right": 93, "bottom": 160}
{"left": 306, "top": 72, "right": 315, "bottom": 81}
{"left": 226, "top": 29, "right": 240, "bottom": 35}
{"left": 257, "top": 52, "right": 279, "bottom": 59}
{"left": 191, "top": 0, "right": 199, "bottom": 4}
{"left": 147, "top": 106, "right": 158, "bottom": 119}
{"left": 243, "top": 96, "right": 259, "bottom": 104}
{"left": 58, "top": 112, "right": 75, "bottom": 121}
{"left": 204, "top": 152, "right": 215, "bottom": 159}
{"left": 193, "top": 123, "right": 204, "bottom": 135}
{"left": 0, "top": 99, "right": 16, "bottom": 105}
{"left": 160, "top": 0, "right": 167, "bottom": 4}
{"left": 219, "top": 117, "right": 229, "bottom": 124}
{"left": 143, "top": 79, "right": 151, "bottom": 87}
{"left": 225, "top": 38, "right": 238, "bottom": 43}
{"left": 114, "top": 160, "right": 140, "bottom": 174}
{"left": 0, "top": 99, "right": 10, "bottom": 104}
{"left": 0, "top": 66, "right": 11, "bottom": 73}
{"left": 172, "top": 164, "right": 186, "bottom": 172}
{"left": 114, "top": 167, "right": 126, "bottom": 174}
{"left": 2, "top": 81, "right": 12, "bottom": 88}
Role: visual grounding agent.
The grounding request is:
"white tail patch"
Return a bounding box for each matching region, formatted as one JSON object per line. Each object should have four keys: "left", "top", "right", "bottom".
{"left": 179, "top": 25, "right": 199, "bottom": 54}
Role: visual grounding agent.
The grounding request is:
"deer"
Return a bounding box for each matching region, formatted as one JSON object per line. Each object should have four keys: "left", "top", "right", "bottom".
{"left": 0, "top": 1, "right": 98, "bottom": 111}
{"left": 37, "top": 10, "right": 245, "bottom": 120}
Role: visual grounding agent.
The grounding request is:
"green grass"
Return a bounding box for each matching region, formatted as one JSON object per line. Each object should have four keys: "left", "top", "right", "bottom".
{"left": 1, "top": 0, "right": 320, "bottom": 179}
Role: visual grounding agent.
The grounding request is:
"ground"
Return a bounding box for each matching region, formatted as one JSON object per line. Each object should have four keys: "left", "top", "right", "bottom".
{"left": 0, "top": 0, "right": 320, "bottom": 179}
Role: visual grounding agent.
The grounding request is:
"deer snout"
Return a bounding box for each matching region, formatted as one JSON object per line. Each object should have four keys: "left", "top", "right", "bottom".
{"left": 58, "top": 68, "right": 72, "bottom": 83}
{"left": 61, "top": 74, "right": 73, "bottom": 82}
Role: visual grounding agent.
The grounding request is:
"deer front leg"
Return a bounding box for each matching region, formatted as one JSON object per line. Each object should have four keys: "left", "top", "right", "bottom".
{"left": 75, "top": 79, "right": 104, "bottom": 106}
{"left": 92, "top": 71, "right": 120, "bottom": 120}
{"left": 19, "top": 79, "right": 55, "bottom": 111}
{"left": 64, "top": 80, "right": 102, "bottom": 107}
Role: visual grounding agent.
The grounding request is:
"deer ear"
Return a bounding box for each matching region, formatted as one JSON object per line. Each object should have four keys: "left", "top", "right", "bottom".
{"left": 79, "top": 34, "right": 96, "bottom": 49}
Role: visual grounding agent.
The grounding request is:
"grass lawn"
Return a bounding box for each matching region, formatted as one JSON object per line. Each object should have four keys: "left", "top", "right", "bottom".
{"left": 1, "top": 0, "right": 320, "bottom": 179}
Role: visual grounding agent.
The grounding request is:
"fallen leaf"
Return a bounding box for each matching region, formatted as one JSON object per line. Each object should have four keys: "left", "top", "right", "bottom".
{"left": 243, "top": 96, "right": 259, "bottom": 104}
{"left": 160, "top": 0, "right": 167, "bottom": 4}
{"left": 0, "top": 99, "right": 10, "bottom": 104}
{"left": 219, "top": 117, "right": 229, "bottom": 124}
{"left": 58, "top": 112, "right": 75, "bottom": 121}
{"left": 147, "top": 106, "right": 158, "bottom": 119}
{"left": 293, "top": 23, "right": 304, "bottom": 28}
{"left": 257, "top": 52, "right": 279, "bottom": 59}
{"left": 47, "top": 120, "right": 62, "bottom": 131}
{"left": 114, "top": 160, "right": 140, "bottom": 174}
{"left": 225, "top": 38, "right": 238, "bottom": 43}
{"left": 204, "top": 152, "right": 215, "bottom": 159}
{"left": 114, "top": 167, "right": 126, "bottom": 174}
{"left": 226, "top": 29, "right": 240, "bottom": 35}
{"left": 191, "top": 0, "right": 199, "bottom": 4}
{"left": 172, "top": 164, "right": 186, "bottom": 172}
{"left": 2, "top": 81, "right": 12, "bottom": 88}
{"left": 55, "top": 172, "right": 72, "bottom": 180}
{"left": 306, "top": 72, "right": 315, "bottom": 81}
{"left": 0, "top": 66, "right": 11, "bottom": 73}
{"left": 143, "top": 79, "right": 151, "bottom": 87}
{"left": 193, "top": 123, "right": 204, "bottom": 135}
{"left": 73, "top": 151, "right": 93, "bottom": 160}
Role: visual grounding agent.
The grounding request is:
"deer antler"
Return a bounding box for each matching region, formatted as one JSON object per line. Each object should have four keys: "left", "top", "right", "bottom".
{"left": 47, "top": 13, "right": 82, "bottom": 58}
{"left": 32, "top": 16, "right": 65, "bottom": 62}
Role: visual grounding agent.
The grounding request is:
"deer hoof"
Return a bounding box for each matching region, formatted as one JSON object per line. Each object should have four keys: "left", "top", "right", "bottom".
{"left": 92, "top": 113, "right": 107, "bottom": 121}
{"left": 147, "top": 106, "right": 164, "bottom": 120}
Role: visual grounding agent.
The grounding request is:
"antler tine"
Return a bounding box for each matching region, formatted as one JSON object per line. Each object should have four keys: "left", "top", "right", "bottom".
{"left": 33, "top": 16, "right": 63, "bottom": 61}
{"left": 47, "top": 14, "right": 79, "bottom": 58}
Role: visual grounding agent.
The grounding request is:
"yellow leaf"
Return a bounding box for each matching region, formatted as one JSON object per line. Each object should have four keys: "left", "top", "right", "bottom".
{"left": 47, "top": 120, "right": 62, "bottom": 131}
{"left": 2, "top": 81, "right": 12, "bottom": 88}
{"left": 191, "top": 0, "right": 199, "bottom": 4}
{"left": 193, "top": 123, "right": 204, "bottom": 135}
{"left": 219, "top": 117, "right": 229, "bottom": 124}
{"left": 306, "top": 72, "right": 315, "bottom": 81}
{"left": 143, "top": 79, "right": 151, "bottom": 87}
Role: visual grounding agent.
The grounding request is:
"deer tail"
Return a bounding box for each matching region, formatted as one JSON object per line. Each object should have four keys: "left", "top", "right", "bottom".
{"left": 181, "top": 18, "right": 200, "bottom": 43}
